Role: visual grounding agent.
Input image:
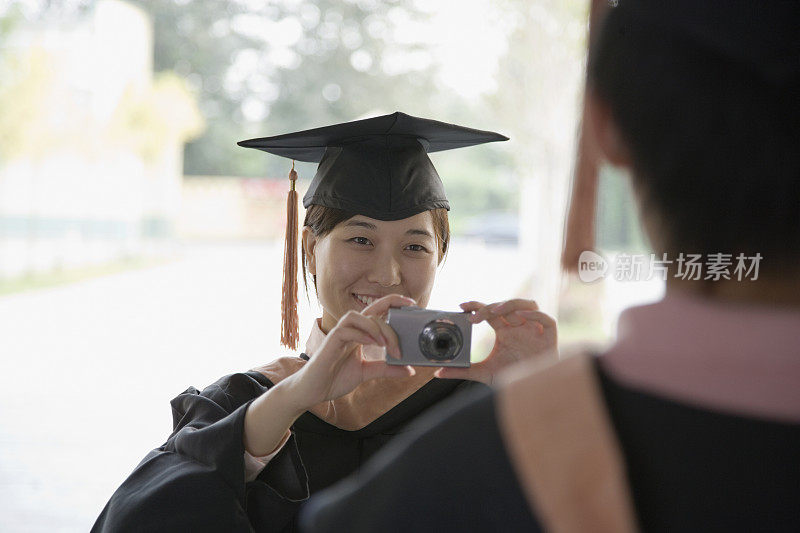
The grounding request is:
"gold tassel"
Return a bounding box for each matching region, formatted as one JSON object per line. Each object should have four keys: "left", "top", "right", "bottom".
{"left": 281, "top": 161, "right": 300, "bottom": 350}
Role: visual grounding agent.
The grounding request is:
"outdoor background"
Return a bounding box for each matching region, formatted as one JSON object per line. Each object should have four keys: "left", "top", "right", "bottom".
{"left": 0, "top": 0, "right": 662, "bottom": 530}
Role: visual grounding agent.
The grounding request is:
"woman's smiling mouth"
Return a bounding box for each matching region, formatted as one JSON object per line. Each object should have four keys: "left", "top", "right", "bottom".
{"left": 352, "top": 294, "right": 379, "bottom": 307}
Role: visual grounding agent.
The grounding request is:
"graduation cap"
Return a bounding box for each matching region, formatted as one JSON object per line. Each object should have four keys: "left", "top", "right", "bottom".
{"left": 238, "top": 112, "right": 508, "bottom": 349}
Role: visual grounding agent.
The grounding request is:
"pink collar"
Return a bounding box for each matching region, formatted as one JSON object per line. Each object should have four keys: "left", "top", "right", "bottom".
{"left": 602, "top": 292, "right": 800, "bottom": 423}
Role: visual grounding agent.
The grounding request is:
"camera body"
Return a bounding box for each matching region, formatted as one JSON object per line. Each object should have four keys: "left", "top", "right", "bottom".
{"left": 386, "top": 306, "right": 472, "bottom": 367}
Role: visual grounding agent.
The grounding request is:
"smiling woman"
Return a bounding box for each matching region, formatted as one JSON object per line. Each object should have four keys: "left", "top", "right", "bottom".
{"left": 302, "top": 205, "right": 449, "bottom": 333}
{"left": 92, "top": 112, "right": 557, "bottom": 532}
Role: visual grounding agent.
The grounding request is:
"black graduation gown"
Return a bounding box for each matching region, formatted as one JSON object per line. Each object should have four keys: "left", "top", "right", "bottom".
{"left": 300, "top": 358, "right": 800, "bottom": 532}
{"left": 92, "top": 366, "right": 485, "bottom": 533}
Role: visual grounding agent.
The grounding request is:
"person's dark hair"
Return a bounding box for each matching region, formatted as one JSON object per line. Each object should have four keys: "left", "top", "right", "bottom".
{"left": 301, "top": 204, "right": 450, "bottom": 295}
{"left": 588, "top": 7, "right": 800, "bottom": 275}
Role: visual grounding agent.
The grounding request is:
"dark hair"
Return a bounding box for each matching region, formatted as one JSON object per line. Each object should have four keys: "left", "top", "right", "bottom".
{"left": 588, "top": 8, "right": 800, "bottom": 274}
{"left": 301, "top": 204, "right": 450, "bottom": 295}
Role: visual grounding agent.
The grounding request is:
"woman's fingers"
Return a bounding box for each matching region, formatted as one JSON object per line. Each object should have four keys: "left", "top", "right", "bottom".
{"left": 362, "top": 294, "right": 414, "bottom": 357}
{"left": 364, "top": 294, "right": 416, "bottom": 318}
{"left": 321, "top": 312, "right": 387, "bottom": 363}
{"left": 340, "top": 311, "right": 385, "bottom": 343}
{"left": 319, "top": 297, "right": 411, "bottom": 368}
{"left": 463, "top": 301, "right": 507, "bottom": 330}
{"left": 335, "top": 310, "right": 404, "bottom": 359}
{"left": 371, "top": 317, "right": 403, "bottom": 359}
{"left": 491, "top": 298, "right": 539, "bottom": 315}
{"left": 516, "top": 310, "right": 557, "bottom": 331}
{"left": 461, "top": 299, "right": 543, "bottom": 330}
{"left": 503, "top": 311, "right": 527, "bottom": 327}
{"left": 459, "top": 301, "right": 485, "bottom": 313}
{"left": 327, "top": 323, "right": 380, "bottom": 351}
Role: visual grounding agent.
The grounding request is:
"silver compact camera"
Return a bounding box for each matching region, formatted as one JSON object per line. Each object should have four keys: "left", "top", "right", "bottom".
{"left": 386, "top": 306, "right": 472, "bottom": 367}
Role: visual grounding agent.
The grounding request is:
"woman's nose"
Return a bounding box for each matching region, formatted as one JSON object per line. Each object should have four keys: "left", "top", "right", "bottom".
{"left": 368, "top": 253, "right": 402, "bottom": 287}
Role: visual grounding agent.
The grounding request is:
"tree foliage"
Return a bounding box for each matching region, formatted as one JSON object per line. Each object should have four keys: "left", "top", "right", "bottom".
{"left": 131, "top": 0, "right": 442, "bottom": 178}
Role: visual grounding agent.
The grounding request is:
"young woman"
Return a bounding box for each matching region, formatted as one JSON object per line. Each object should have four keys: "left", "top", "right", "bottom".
{"left": 301, "top": 5, "right": 800, "bottom": 532}
{"left": 92, "top": 113, "right": 558, "bottom": 532}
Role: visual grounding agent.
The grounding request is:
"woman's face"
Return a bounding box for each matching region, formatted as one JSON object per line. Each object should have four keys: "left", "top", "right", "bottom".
{"left": 303, "top": 211, "right": 441, "bottom": 333}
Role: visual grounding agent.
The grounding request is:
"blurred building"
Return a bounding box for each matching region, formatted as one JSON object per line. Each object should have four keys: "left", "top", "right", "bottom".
{"left": 0, "top": 0, "right": 201, "bottom": 280}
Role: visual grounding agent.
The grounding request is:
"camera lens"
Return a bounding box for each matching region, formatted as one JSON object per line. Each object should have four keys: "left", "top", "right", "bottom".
{"left": 419, "top": 319, "right": 463, "bottom": 361}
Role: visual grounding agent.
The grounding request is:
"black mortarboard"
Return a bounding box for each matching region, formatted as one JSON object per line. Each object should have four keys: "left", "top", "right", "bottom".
{"left": 238, "top": 112, "right": 507, "bottom": 350}
{"left": 238, "top": 111, "right": 508, "bottom": 220}
{"left": 612, "top": 0, "right": 800, "bottom": 88}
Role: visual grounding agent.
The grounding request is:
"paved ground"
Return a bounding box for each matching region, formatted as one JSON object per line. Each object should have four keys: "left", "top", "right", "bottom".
{"left": 0, "top": 239, "right": 527, "bottom": 531}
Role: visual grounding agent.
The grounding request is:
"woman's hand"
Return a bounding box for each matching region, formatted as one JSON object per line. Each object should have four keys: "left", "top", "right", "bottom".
{"left": 280, "top": 294, "right": 417, "bottom": 411}
{"left": 435, "top": 299, "right": 557, "bottom": 385}
{"left": 244, "top": 294, "right": 416, "bottom": 456}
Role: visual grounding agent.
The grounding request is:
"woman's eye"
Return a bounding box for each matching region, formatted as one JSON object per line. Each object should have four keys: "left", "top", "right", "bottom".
{"left": 406, "top": 244, "right": 428, "bottom": 252}
{"left": 350, "top": 237, "right": 372, "bottom": 246}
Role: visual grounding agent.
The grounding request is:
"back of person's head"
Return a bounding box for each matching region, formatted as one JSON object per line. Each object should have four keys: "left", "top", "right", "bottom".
{"left": 587, "top": 0, "right": 800, "bottom": 277}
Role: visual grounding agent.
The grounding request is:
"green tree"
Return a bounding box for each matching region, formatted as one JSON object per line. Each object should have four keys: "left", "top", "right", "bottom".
{"left": 132, "top": 0, "right": 444, "bottom": 178}
{"left": 1, "top": 0, "right": 521, "bottom": 226}
{"left": 596, "top": 166, "right": 650, "bottom": 253}
{"left": 478, "top": 0, "right": 589, "bottom": 313}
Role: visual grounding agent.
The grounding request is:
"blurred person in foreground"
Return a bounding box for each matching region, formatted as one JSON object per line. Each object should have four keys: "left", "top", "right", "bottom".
{"left": 92, "top": 113, "right": 557, "bottom": 532}
{"left": 300, "top": 1, "right": 800, "bottom": 531}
